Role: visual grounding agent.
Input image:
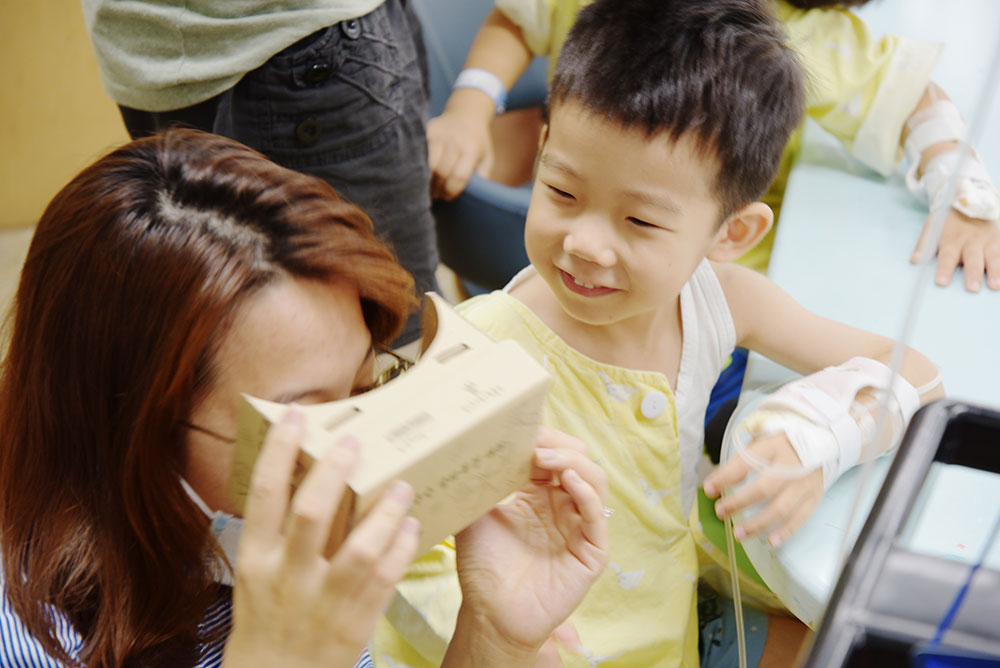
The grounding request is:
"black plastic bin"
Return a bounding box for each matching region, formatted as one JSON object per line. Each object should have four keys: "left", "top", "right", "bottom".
{"left": 802, "top": 400, "right": 1000, "bottom": 667}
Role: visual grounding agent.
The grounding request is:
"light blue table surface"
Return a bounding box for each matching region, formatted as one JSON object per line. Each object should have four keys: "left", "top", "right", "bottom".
{"left": 736, "top": 0, "right": 1000, "bottom": 628}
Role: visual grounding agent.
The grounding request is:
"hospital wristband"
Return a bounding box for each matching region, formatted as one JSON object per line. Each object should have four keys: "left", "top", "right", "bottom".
{"left": 453, "top": 68, "right": 507, "bottom": 115}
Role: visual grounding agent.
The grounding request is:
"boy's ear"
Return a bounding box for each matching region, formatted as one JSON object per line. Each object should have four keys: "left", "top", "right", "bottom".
{"left": 538, "top": 123, "right": 549, "bottom": 151}
{"left": 707, "top": 202, "right": 773, "bottom": 262}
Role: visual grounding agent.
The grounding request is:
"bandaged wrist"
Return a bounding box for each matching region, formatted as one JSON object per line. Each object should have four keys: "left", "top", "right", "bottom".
{"left": 453, "top": 68, "right": 507, "bottom": 115}
{"left": 743, "top": 358, "right": 920, "bottom": 489}
{"left": 904, "top": 100, "right": 1000, "bottom": 222}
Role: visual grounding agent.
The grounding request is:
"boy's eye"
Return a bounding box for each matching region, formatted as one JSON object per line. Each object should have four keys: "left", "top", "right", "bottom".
{"left": 547, "top": 184, "right": 575, "bottom": 200}
{"left": 627, "top": 216, "right": 656, "bottom": 228}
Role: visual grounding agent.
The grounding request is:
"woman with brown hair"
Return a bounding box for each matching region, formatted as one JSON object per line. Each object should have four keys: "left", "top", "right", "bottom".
{"left": 0, "top": 128, "right": 609, "bottom": 667}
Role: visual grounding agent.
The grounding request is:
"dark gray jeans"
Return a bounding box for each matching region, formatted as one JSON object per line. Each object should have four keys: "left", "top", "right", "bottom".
{"left": 120, "top": 0, "right": 437, "bottom": 345}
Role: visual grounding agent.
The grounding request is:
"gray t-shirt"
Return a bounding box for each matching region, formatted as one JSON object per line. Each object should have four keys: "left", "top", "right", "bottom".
{"left": 81, "top": 0, "right": 384, "bottom": 111}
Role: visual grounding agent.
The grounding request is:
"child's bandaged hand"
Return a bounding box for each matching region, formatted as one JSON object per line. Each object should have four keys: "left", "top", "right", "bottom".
{"left": 910, "top": 207, "right": 1000, "bottom": 292}
{"left": 702, "top": 432, "right": 824, "bottom": 548}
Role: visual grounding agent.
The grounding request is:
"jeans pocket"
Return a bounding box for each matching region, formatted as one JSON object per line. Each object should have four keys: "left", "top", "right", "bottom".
{"left": 233, "top": 1, "right": 424, "bottom": 163}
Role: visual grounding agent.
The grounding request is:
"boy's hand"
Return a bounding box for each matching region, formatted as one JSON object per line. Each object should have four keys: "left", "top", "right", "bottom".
{"left": 911, "top": 208, "right": 1000, "bottom": 292}
{"left": 703, "top": 432, "right": 824, "bottom": 548}
{"left": 428, "top": 90, "right": 496, "bottom": 201}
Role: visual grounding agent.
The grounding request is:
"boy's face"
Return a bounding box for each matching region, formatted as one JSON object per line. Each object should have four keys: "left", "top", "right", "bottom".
{"left": 525, "top": 100, "right": 726, "bottom": 329}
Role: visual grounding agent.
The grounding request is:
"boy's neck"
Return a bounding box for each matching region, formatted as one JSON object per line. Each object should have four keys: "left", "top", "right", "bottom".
{"left": 513, "top": 272, "right": 684, "bottom": 381}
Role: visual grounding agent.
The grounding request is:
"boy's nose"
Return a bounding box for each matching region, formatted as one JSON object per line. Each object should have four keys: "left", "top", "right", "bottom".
{"left": 563, "top": 218, "right": 617, "bottom": 267}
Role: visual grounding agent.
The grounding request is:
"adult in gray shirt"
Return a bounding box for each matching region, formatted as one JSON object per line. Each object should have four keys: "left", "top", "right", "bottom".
{"left": 82, "top": 0, "right": 438, "bottom": 345}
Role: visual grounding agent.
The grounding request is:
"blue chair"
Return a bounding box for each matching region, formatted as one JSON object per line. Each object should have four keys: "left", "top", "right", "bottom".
{"left": 412, "top": 0, "right": 548, "bottom": 294}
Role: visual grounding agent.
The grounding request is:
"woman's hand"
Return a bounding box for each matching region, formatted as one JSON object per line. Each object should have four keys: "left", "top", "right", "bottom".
{"left": 443, "top": 427, "right": 609, "bottom": 667}
{"left": 703, "top": 432, "right": 824, "bottom": 548}
{"left": 222, "top": 407, "right": 419, "bottom": 668}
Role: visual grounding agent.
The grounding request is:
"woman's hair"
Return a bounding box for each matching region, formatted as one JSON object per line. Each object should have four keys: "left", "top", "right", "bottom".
{"left": 0, "top": 129, "right": 416, "bottom": 666}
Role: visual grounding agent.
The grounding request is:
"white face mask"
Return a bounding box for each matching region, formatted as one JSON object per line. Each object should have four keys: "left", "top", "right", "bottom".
{"left": 180, "top": 478, "right": 243, "bottom": 587}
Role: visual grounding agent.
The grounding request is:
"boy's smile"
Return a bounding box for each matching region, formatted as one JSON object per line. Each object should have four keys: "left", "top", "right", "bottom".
{"left": 559, "top": 268, "right": 619, "bottom": 297}
{"left": 523, "top": 100, "right": 728, "bottom": 337}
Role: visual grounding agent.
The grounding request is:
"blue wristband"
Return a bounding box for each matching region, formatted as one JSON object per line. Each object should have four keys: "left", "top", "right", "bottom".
{"left": 453, "top": 68, "right": 507, "bottom": 115}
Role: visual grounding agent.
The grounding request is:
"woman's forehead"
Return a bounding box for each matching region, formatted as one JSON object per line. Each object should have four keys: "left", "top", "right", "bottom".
{"left": 210, "top": 278, "right": 371, "bottom": 406}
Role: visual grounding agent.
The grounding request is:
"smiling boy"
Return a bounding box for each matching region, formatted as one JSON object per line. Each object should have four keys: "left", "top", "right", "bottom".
{"left": 375, "top": 1, "right": 942, "bottom": 665}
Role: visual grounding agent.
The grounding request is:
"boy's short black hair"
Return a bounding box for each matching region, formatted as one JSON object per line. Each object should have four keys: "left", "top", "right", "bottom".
{"left": 549, "top": 0, "right": 805, "bottom": 218}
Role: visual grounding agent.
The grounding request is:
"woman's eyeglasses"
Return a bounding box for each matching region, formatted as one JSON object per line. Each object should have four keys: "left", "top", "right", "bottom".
{"left": 364, "top": 343, "right": 416, "bottom": 392}
{"left": 181, "top": 343, "right": 416, "bottom": 444}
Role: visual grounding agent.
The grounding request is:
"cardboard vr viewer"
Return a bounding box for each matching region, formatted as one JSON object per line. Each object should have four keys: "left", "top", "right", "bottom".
{"left": 229, "top": 292, "right": 553, "bottom": 557}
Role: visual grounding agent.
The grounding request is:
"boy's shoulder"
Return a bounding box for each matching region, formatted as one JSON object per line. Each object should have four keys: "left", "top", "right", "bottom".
{"left": 456, "top": 266, "right": 541, "bottom": 329}
{"left": 456, "top": 290, "right": 531, "bottom": 338}
{"left": 708, "top": 259, "right": 779, "bottom": 314}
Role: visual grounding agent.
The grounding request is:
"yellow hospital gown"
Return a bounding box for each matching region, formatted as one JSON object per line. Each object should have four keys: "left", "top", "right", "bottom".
{"left": 375, "top": 288, "right": 711, "bottom": 666}
{"left": 494, "top": 0, "right": 941, "bottom": 272}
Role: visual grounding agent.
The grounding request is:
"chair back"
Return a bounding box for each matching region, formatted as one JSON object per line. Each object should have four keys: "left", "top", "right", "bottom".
{"left": 412, "top": 0, "right": 547, "bottom": 293}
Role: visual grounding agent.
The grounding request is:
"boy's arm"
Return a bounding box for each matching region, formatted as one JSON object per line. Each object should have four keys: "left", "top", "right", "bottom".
{"left": 720, "top": 261, "right": 940, "bottom": 388}
{"left": 703, "top": 262, "right": 943, "bottom": 545}
{"left": 428, "top": 9, "right": 534, "bottom": 201}
{"left": 902, "top": 83, "right": 1000, "bottom": 292}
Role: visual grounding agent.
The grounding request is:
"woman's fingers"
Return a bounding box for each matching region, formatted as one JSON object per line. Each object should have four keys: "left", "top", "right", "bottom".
{"left": 324, "top": 490, "right": 419, "bottom": 628}
{"left": 241, "top": 407, "right": 307, "bottom": 547}
{"left": 283, "top": 436, "right": 361, "bottom": 569}
{"left": 536, "top": 425, "right": 588, "bottom": 455}
{"left": 531, "top": 428, "right": 602, "bottom": 503}
{"left": 329, "top": 480, "right": 416, "bottom": 579}
{"left": 535, "top": 446, "right": 607, "bottom": 500}
{"left": 558, "top": 468, "right": 609, "bottom": 568}
{"left": 531, "top": 443, "right": 609, "bottom": 570}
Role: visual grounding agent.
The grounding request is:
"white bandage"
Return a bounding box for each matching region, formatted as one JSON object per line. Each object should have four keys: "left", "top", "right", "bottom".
{"left": 742, "top": 358, "right": 920, "bottom": 489}
{"left": 904, "top": 100, "right": 1000, "bottom": 222}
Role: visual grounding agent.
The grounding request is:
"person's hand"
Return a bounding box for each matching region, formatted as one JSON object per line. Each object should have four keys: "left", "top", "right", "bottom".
{"left": 911, "top": 208, "right": 1000, "bottom": 292}
{"left": 444, "top": 427, "right": 609, "bottom": 666}
{"left": 534, "top": 622, "right": 584, "bottom": 668}
{"left": 428, "top": 91, "right": 495, "bottom": 201}
{"left": 703, "top": 432, "right": 824, "bottom": 548}
{"left": 222, "top": 408, "right": 419, "bottom": 668}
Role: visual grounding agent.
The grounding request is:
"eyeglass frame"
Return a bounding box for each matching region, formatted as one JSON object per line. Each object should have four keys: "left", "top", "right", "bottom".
{"left": 180, "top": 343, "right": 416, "bottom": 444}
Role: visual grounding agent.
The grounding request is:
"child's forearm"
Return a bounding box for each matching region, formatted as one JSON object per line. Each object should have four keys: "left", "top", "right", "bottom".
{"left": 850, "top": 347, "right": 943, "bottom": 462}
{"left": 463, "top": 9, "right": 535, "bottom": 89}
{"left": 441, "top": 9, "right": 535, "bottom": 123}
{"left": 866, "top": 345, "right": 944, "bottom": 403}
